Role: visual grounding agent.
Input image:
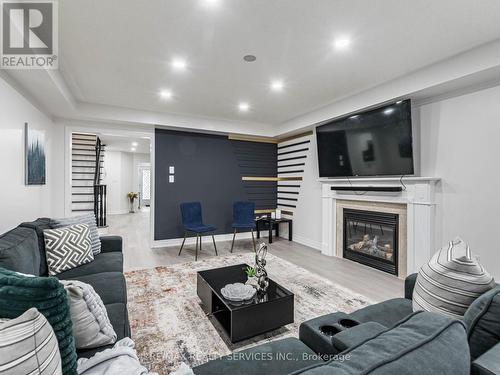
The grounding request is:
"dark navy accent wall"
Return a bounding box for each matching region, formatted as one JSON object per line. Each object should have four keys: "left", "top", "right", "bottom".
{"left": 155, "top": 129, "right": 277, "bottom": 240}
{"left": 231, "top": 140, "right": 277, "bottom": 210}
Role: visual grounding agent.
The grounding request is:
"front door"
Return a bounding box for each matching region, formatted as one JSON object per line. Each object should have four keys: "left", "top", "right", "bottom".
{"left": 139, "top": 165, "right": 151, "bottom": 207}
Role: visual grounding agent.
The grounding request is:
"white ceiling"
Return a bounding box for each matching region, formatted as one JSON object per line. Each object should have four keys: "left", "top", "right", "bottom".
{"left": 5, "top": 0, "right": 500, "bottom": 134}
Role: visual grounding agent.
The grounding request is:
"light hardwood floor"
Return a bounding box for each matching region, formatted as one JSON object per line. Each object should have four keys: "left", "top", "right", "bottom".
{"left": 102, "top": 209, "right": 404, "bottom": 302}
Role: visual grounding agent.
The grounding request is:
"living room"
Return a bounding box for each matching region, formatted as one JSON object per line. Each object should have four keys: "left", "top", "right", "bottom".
{"left": 1, "top": 1, "right": 500, "bottom": 375}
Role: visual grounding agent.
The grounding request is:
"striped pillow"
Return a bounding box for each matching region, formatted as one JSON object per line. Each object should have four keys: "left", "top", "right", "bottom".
{"left": 51, "top": 214, "right": 101, "bottom": 255}
{"left": 413, "top": 237, "right": 495, "bottom": 318}
{"left": 0, "top": 308, "right": 62, "bottom": 375}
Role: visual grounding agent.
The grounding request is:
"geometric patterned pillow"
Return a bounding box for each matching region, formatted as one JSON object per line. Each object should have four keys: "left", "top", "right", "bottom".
{"left": 51, "top": 214, "right": 101, "bottom": 255}
{"left": 43, "top": 224, "right": 94, "bottom": 276}
{"left": 413, "top": 237, "right": 495, "bottom": 319}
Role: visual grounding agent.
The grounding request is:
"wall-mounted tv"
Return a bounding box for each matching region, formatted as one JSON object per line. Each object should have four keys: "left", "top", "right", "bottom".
{"left": 316, "top": 99, "right": 414, "bottom": 178}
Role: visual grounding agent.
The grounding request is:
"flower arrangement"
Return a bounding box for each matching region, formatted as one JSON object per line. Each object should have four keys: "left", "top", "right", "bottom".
{"left": 127, "top": 192, "right": 138, "bottom": 213}
{"left": 127, "top": 192, "right": 138, "bottom": 203}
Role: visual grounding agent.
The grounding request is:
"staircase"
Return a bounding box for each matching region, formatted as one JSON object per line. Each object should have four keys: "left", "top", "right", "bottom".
{"left": 71, "top": 133, "right": 106, "bottom": 221}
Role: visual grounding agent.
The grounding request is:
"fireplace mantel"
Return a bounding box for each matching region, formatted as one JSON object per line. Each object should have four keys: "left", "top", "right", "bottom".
{"left": 320, "top": 176, "right": 440, "bottom": 277}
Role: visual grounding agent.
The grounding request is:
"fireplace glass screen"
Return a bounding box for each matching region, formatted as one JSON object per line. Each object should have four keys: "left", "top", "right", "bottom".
{"left": 343, "top": 208, "right": 398, "bottom": 275}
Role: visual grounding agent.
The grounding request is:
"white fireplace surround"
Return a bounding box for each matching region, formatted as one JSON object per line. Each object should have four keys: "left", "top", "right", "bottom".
{"left": 320, "top": 177, "right": 440, "bottom": 277}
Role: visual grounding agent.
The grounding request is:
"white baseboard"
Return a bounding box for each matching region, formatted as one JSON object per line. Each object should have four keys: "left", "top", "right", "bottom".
{"left": 152, "top": 230, "right": 273, "bottom": 248}
{"left": 107, "top": 210, "right": 130, "bottom": 215}
{"left": 289, "top": 233, "right": 322, "bottom": 251}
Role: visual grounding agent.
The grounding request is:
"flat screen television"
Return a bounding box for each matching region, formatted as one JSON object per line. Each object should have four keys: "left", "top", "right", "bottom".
{"left": 316, "top": 99, "right": 414, "bottom": 178}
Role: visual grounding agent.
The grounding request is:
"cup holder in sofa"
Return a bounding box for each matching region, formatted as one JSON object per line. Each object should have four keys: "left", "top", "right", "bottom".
{"left": 319, "top": 318, "right": 361, "bottom": 337}
{"left": 319, "top": 325, "right": 343, "bottom": 336}
{"left": 338, "top": 319, "right": 359, "bottom": 329}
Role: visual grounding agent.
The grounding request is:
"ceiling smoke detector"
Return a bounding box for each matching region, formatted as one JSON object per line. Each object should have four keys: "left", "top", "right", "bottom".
{"left": 243, "top": 55, "right": 256, "bottom": 62}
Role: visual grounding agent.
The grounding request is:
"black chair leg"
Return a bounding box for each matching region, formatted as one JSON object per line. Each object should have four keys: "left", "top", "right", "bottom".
{"left": 212, "top": 235, "right": 218, "bottom": 256}
{"left": 230, "top": 229, "right": 236, "bottom": 253}
{"left": 178, "top": 231, "right": 187, "bottom": 256}
{"left": 251, "top": 229, "right": 256, "bottom": 252}
{"left": 195, "top": 234, "right": 199, "bottom": 261}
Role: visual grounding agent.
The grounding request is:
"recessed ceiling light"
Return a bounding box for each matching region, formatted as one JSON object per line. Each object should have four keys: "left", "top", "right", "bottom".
{"left": 270, "top": 80, "right": 284, "bottom": 92}
{"left": 159, "top": 89, "right": 173, "bottom": 100}
{"left": 333, "top": 36, "right": 351, "bottom": 51}
{"left": 238, "top": 102, "right": 250, "bottom": 112}
{"left": 201, "top": 0, "right": 220, "bottom": 7}
{"left": 383, "top": 108, "right": 395, "bottom": 115}
{"left": 171, "top": 58, "right": 187, "bottom": 71}
{"left": 131, "top": 147, "right": 136, "bottom": 152}
{"left": 243, "top": 55, "right": 256, "bottom": 62}
{"left": 131, "top": 142, "right": 138, "bottom": 147}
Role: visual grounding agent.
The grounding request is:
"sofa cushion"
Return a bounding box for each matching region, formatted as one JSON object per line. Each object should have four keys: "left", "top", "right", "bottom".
{"left": 413, "top": 238, "right": 495, "bottom": 319}
{"left": 298, "top": 312, "right": 470, "bottom": 375}
{"left": 0, "top": 267, "right": 78, "bottom": 375}
{"left": 350, "top": 298, "right": 413, "bottom": 327}
{"left": 0, "top": 308, "right": 62, "bottom": 375}
{"left": 51, "top": 213, "right": 101, "bottom": 255}
{"left": 54, "top": 252, "right": 123, "bottom": 279}
{"left": 471, "top": 342, "right": 500, "bottom": 375}
{"left": 464, "top": 285, "right": 500, "bottom": 360}
{"left": 44, "top": 224, "right": 94, "bottom": 276}
{"left": 331, "top": 322, "right": 386, "bottom": 352}
{"left": 100, "top": 236, "right": 123, "bottom": 253}
{"left": 76, "top": 303, "right": 130, "bottom": 359}
{"left": 0, "top": 226, "right": 40, "bottom": 275}
{"left": 193, "top": 337, "right": 323, "bottom": 375}
{"left": 58, "top": 271, "right": 127, "bottom": 305}
{"left": 19, "top": 218, "right": 52, "bottom": 276}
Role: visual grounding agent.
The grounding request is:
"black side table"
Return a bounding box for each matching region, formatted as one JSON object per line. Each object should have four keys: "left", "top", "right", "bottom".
{"left": 256, "top": 218, "right": 293, "bottom": 243}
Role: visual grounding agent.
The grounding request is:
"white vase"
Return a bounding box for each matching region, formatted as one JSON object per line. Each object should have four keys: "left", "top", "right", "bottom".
{"left": 245, "top": 276, "right": 258, "bottom": 288}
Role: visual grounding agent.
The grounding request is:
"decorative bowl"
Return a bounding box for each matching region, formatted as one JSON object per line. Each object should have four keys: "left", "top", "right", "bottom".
{"left": 221, "top": 283, "right": 256, "bottom": 302}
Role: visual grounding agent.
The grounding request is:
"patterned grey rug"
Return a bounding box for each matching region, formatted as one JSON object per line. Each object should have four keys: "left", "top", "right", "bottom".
{"left": 125, "top": 253, "right": 372, "bottom": 374}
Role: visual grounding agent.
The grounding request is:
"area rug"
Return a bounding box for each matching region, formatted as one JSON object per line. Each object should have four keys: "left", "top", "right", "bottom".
{"left": 124, "top": 253, "right": 372, "bottom": 374}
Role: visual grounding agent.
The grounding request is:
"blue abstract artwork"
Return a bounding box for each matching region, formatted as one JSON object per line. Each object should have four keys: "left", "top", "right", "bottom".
{"left": 25, "top": 123, "right": 46, "bottom": 185}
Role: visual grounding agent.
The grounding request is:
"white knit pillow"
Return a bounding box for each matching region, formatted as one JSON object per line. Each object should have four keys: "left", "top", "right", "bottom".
{"left": 413, "top": 237, "right": 495, "bottom": 318}
{"left": 61, "top": 280, "right": 117, "bottom": 349}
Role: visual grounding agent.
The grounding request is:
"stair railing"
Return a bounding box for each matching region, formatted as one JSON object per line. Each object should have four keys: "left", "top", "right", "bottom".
{"left": 93, "top": 137, "right": 107, "bottom": 227}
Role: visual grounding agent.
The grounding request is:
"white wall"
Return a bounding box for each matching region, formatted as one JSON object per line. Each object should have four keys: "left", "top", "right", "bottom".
{"left": 277, "top": 134, "right": 323, "bottom": 249}
{"left": 419, "top": 85, "right": 500, "bottom": 278}
{"left": 103, "top": 151, "right": 134, "bottom": 214}
{"left": 0, "top": 76, "right": 64, "bottom": 233}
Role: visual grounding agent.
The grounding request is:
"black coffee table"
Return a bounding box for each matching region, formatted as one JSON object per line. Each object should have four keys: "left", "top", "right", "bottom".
{"left": 197, "top": 263, "right": 294, "bottom": 343}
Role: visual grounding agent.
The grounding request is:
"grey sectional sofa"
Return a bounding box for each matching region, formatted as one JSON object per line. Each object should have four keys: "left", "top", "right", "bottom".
{"left": 194, "top": 273, "right": 500, "bottom": 375}
{"left": 0, "top": 218, "right": 130, "bottom": 359}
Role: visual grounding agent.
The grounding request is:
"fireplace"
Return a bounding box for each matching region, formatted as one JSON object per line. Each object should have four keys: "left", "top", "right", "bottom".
{"left": 343, "top": 208, "right": 398, "bottom": 275}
